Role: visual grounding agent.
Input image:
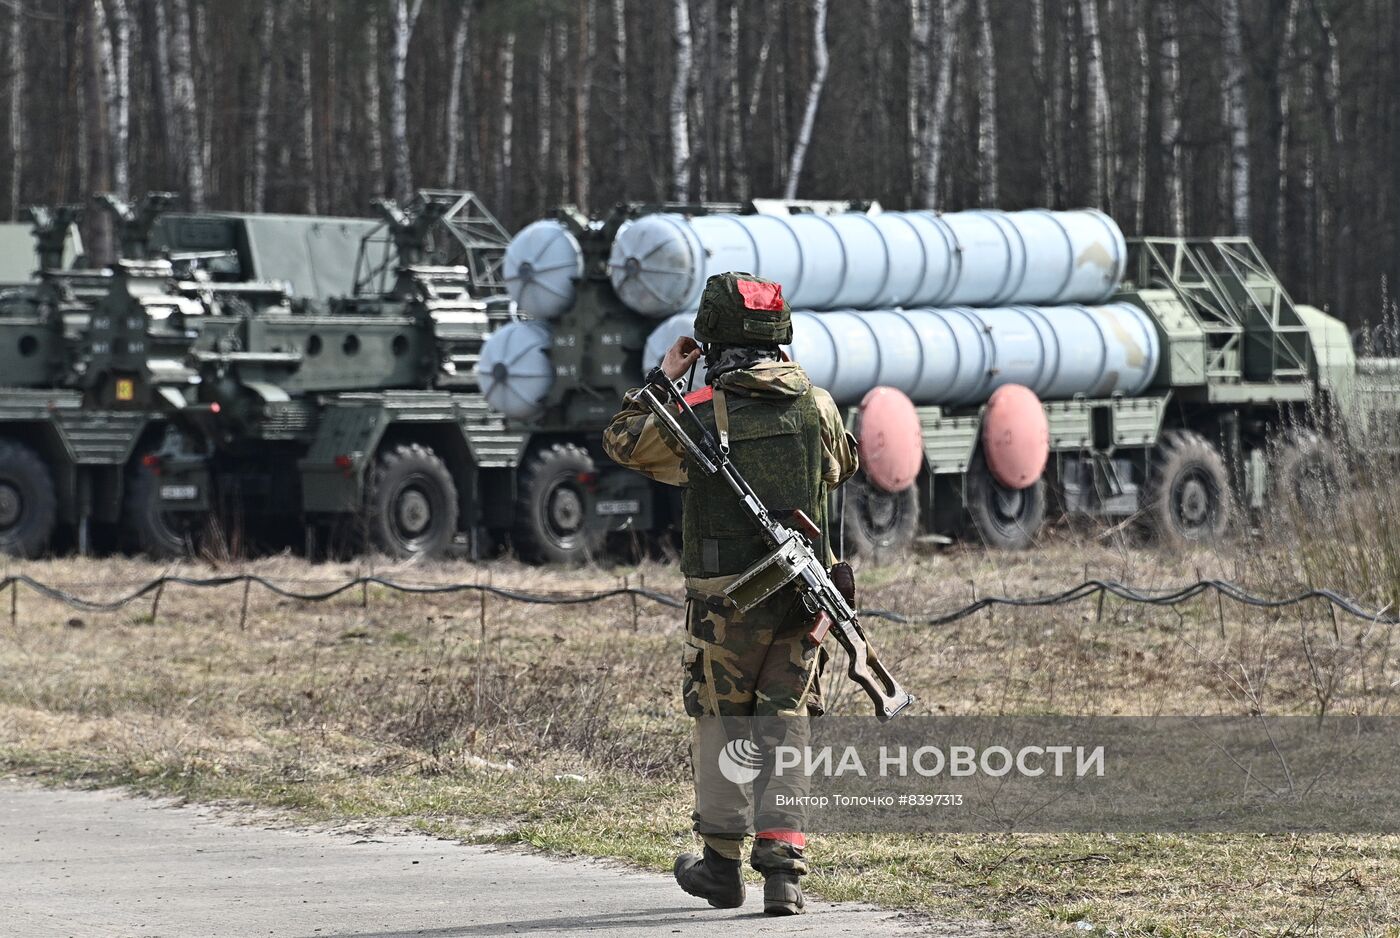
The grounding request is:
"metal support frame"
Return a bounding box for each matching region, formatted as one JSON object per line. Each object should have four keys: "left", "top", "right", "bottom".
{"left": 353, "top": 190, "right": 512, "bottom": 297}
{"left": 1129, "top": 237, "right": 1311, "bottom": 385}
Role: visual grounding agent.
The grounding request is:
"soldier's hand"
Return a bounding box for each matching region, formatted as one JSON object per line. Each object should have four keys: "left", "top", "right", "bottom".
{"left": 662, "top": 337, "right": 702, "bottom": 380}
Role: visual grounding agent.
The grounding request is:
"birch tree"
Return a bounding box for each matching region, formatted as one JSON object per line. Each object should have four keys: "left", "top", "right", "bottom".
{"left": 908, "top": 0, "right": 931, "bottom": 201}
{"left": 1158, "top": 0, "right": 1184, "bottom": 233}
{"left": 297, "top": 0, "right": 316, "bottom": 212}
{"left": 85, "top": 0, "right": 113, "bottom": 260}
{"left": 389, "top": 0, "right": 425, "bottom": 202}
{"left": 1031, "top": 0, "right": 1052, "bottom": 203}
{"left": 8, "top": 1, "right": 21, "bottom": 219}
{"left": 974, "top": 0, "right": 997, "bottom": 206}
{"left": 1221, "top": 0, "right": 1250, "bottom": 232}
{"left": 497, "top": 32, "right": 515, "bottom": 218}
{"left": 251, "top": 3, "right": 274, "bottom": 210}
{"left": 1132, "top": 5, "right": 1148, "bottom": 230}
{"left": 1080, "top": 0, "right": 1110, "bottom": 208}
{"left": 783, "top": 0, "right": 829, "bottom": 199}
{"left": 669, "top": 0, "right": 692, "bottom": 200}
{"left": 365, "top": 13, "right": 384, "bottom": 196}
{"left": 1274, "top": 0, "right": 1300, "bottom": 262}
{"left": 102, "top": 0, "right": 130, "bottom": 200}
{"left": 573, "top": 0, "right": 596, "bottom": 210}
{"left": 168, "top": 0, "right": 203, "bottom": 209}
{"left": 611, "top": 0, "right": 627, "bottom": 191}
{"left": 537, "top": 24, "right": 554, "bottom": 207}
{"left": 919, "top": 0, "right": 966, "bottom": 208}
{"left": 444, "top": 2, "right": 470, "bottom": 188}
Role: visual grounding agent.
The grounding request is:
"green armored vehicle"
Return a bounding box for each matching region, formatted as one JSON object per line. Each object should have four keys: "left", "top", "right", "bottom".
{"left": 142, "top": 191, "right": 522, "bottom": 558}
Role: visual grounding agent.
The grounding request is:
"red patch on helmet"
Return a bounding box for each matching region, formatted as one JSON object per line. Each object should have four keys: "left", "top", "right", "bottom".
{"left": 736, "top": 278, "right": 785, "bottom": 311}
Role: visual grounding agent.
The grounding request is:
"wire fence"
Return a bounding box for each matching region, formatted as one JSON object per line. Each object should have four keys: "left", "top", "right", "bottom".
{"left": 0, "top": 572, "right": 1394, "bottom": 627}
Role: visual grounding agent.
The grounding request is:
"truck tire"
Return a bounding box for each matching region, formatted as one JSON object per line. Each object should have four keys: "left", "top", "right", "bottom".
{"left": 1143, "top": 430, "right": 1232, "bottom": 545}
{"left": 1273, "top": 431, "right": 1343, "bottom": 520}
{"left": 0, "top": 439, "right": 57, "bottom": 558}
{"left": 366, "top": 443, "right": 458, "bottom": 561}
{"left": 836, "top": 472, "right": 918, "bottom": 564}
{"left": 965, "top": 450, "right": 1046, "bottom": 550}
{"left": 513, "top": 442, "right": 604, "bottom": 565}
{"left": 124, "top": 462, "right": 198, "bottom": 558}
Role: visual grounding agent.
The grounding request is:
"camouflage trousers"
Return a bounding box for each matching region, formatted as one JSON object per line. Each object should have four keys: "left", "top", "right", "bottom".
{"left": 683, "top": 574, "right": 828, "bottom": 875}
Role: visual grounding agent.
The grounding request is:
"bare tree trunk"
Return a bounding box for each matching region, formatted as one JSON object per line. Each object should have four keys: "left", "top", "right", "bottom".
{"left": 389, "top": 0, "right": 424, "bottom": 203}
{"left": 86, "top": 0, "right": 113, "bottom": 261}
{"left": 1274, "top": 0, "right": 1299, "bottom": 267}
{"left": 297, "top": 0, "right": 316, "bottom": 212}
{"left": 974, "top": 0, "right": 996, "bottom": 206}
{"left": 553, "top": 26, "right": 568, "bottom": 203}
{"left": 101, "top": 0, "right": 130, "bottom": 200}
{"left": 725, "top": 2, "right": 741, "bottom": 200}
{"left": 365, "top": 13, "right": 383, "bottom": 197}
{"left": 1132, "top": 5, "right": 1148, "bottom": 231}
{"left": 741, "top": 3, "right": 775, "bottom": 200}
{"left": 537, "top": 24, "right": 554, "bottom": 209}
{"left": 8, "top": 1, "right": 22, "bottom": 219}
{"left": 1221, "top": 0, "right": 1249, "bottom": 232}
{"left": 168, "top": 0, "right": 203, "bottom": 208}
{"left": 573, "top": 0, "right": 595, "bottom": 210}
{"left": 1158, "top": 0, "right": 1183, "bottom": 233}
{"left": 1081, "top": 0, "right": 1109, "bottom": 208}
{"left": 919, "top": 0, "right": 965, "bottom": 208}
{"left": 908, "top": 0, "right": 931, "bottom": 202}
{"left": 690, "top": 0, "right": 714, "bottom": 200}
{"left": 1031, "top": 0, "right": 1053, "bottom": 204}
{"left": 611, "top": 0, "right": 627, "bottom": 194}
{"left": 669, "top": 0, "right": 692, "bottom": 200}
{"left": 497, "top": 32, "right": 515, "bottom": 219}
{"left": 250, "top": 2, "right": 274, "bottom": 210}
{"left": 150, "top": 0, "right": 175, "bottom": 180}
{"left": 444, "top": 1, "right": 470, "bottom": 188}
{"left": 783, "top": 0, "right": 828, "bottom": 199}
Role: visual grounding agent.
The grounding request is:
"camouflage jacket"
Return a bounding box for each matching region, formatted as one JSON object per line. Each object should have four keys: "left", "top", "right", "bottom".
{"left": 602, "top": 359, "right": 859, "bottom": 524}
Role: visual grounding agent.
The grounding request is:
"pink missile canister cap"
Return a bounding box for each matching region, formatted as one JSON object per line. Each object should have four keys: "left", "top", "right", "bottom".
{"left": 980, "top": 384, "right": 1050, "bottom": 489}
{"left": 857, "top": 387, "right": 924, "bottom": 493}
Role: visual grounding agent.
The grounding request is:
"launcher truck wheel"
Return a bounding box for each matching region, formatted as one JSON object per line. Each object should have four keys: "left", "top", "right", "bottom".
{"left": 1143, "top": 430, "right": 1232, "bottom": 545}
{"left": 965, "top": 451, "right": 1046, "bottom": 550}
{"left": 1272, "top": 431, "right": 1343, "bottom": 520}
{"left": 366, "top": 443, "right": 459, "bottom": 561}
{"left": 124, "top": 458, "right": 198, "bottom": 559}
{"left": 837, "top": 471, "right": 918, "bottom": 564}
{"left": 0, "top": 439, "right": 56, "bottom": 558}
{"left": 513, "top": 442, "right": 604, "bottom": 565}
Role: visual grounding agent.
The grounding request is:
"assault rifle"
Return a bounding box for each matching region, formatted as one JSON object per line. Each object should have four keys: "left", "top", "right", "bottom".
{"left": 638, "top": 370, "right": 915, "bottom": 722}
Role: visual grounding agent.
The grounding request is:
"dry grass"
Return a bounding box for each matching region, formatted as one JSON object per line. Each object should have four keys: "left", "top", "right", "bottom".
{"left": 2, "top": 533, "right": 1400, "bottom": 936}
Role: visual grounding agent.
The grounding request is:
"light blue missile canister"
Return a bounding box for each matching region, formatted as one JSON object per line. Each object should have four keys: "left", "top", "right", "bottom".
{"left": 643, "top": 302, "right": 1160, "bottom": 407}
{"left": 607, "top": 208, "right": 1127, "bottom": 317}
{"left": 476, "top": 320, "right": 555, "bottom": 420}
{"left": 501, "top": 220, "right": 583, "bottom": 320}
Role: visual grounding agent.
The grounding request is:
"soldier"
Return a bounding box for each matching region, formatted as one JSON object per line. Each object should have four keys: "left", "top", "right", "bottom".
{"left": 603, "top": 272, "right": 858, "bottom": 915}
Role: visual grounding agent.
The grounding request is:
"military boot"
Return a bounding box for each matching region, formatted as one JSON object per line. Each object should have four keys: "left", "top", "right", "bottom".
{"left": 763, "top": 871, "right": 805, "bottom": 915}
{"left": 673, "top": 845, "right": 746, "bottom": 908}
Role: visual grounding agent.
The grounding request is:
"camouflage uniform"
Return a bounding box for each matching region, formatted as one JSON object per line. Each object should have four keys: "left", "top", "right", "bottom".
{"left": 603, "top": 274, "right": 858, "bottom": 882}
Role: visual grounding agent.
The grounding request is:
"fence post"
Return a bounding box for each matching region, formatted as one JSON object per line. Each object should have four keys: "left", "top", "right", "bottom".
{"left": 238, "top": 575, "right": 252, "bottom": 631}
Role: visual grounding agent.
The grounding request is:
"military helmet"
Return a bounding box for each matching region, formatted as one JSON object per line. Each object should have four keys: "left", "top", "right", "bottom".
{"left": 692, "top": 271, "right": 792, "bottom": 347}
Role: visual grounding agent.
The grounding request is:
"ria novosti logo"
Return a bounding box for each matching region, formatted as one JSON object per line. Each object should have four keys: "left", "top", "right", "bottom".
{"left": 717, "top": 738, "right": 765, "bottom": 784}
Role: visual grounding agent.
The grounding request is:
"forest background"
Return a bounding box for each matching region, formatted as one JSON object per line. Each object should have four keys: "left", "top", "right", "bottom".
{"left": 7, "top": 0, "right": 1397, "bottom": 328}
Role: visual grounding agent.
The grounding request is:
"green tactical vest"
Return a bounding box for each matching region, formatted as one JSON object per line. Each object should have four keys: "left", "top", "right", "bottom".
{"left": 681, "top": 385, "right": 828, "bottom": 578}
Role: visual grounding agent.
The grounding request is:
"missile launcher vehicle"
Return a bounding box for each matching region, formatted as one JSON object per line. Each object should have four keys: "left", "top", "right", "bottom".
{"left": 477, "top": 200, "right": 1400, "bottom": 563}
